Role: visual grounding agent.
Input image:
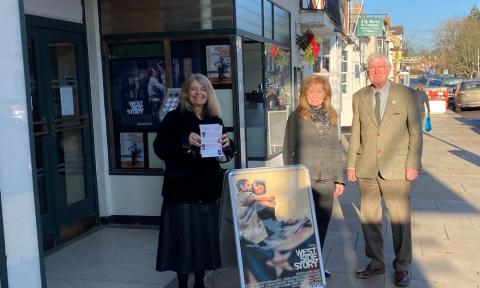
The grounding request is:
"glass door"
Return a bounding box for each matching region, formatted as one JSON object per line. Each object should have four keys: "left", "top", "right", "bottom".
{"left": 27, "top": 27, "right": 97, "bottom": 249}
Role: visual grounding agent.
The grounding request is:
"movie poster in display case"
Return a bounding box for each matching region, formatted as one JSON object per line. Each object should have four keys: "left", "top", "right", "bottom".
{"left": 120, "top": 132, "right": 145, "bottom": 168}
{"left": 110, "top": 57, "right": 166, "bottom": 131}
{"left": 206, "top": 45, "right": 231, "bottom": 84}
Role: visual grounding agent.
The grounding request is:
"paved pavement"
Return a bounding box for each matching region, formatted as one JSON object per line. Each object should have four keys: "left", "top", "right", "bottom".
{"left": 202, "top": 110, "right": 480, "bottom": 288}
{"left": 46, "top": 110, "right": 480, "bottom": 288}
{"left": 323, "top": 110, "right": 480, "bottom": 287}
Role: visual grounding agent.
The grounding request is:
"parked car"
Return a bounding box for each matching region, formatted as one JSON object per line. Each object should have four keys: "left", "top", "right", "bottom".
{"left": 443, "top": 77, "right": 463, "bottom": 97}
{"left": 424, "top": 78, "right": 449, "bottom": 101}
{"left": 453, "top": 79, "right": 480, "bottom": 111}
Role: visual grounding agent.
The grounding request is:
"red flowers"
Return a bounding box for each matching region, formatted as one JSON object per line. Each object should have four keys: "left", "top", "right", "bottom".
{"left": 271, "top": 45, "right": 278, "bottom": 58}
{"left": 310, "top": 39, "right": 320, "bottom": 57}
{"left": 296, "top": 29, "right": 321, "bottom": 64}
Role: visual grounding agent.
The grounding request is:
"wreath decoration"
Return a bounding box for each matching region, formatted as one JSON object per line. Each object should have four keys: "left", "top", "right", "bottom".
{"left": 296, "top": 29, "right": 321, "bottom": 65}
{"left": 268, "top": 44, "right": 289, "bottom": 68}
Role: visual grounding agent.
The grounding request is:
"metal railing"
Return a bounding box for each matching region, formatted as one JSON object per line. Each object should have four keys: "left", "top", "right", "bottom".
{"left": 299, "top": 0, "right": 326, "bottom": 10}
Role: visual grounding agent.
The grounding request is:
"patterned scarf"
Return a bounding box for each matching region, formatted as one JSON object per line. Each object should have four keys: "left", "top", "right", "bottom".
{"left": 310, "top": 106, "right": 331, "bottom": 135}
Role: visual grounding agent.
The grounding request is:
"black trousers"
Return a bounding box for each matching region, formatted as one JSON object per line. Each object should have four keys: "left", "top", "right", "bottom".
{"left": 310, "top": 179, "right": 335, "bottom": 249}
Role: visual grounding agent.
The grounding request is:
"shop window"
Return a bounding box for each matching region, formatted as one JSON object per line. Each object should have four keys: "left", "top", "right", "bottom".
{"left": 105, "top": 39, "right": 234, "bottom": 174}
{"left": 107, "top": 42, "right": 166, "bottom": 173}
{"left": 341, "top": 50, "right": 348, "bottom": 94}
{"left": 265, "top": 44, "right": 291, "bottom": 157}
{"left": 377, "top": 37, "right": 384, "bottom": 54}
{"left": 243, "top": 41, "right": 291, "bottom": 160}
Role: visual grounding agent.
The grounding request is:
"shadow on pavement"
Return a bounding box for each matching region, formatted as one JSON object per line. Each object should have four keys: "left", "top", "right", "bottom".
{"left": 453, "top": 116, "right": 480, "bottom": 135}
{"left": 424, "top": 132, "right": 480, "bottom": 167}
{"left": 325, "top": 166, "right": 480, "bottom": 287}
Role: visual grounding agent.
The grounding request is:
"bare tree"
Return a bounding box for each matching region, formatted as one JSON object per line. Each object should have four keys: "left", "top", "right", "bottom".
{"left": 468, "top": 4, "right": 480, "bottom": 20}
{"left": 434, "top": 7, "right": 480, "bottom": 78}
{"left": 456, "top": 18, "right": 480, "bottom": 77}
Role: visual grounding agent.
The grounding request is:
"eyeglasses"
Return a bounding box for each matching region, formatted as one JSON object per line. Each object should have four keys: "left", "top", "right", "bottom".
{"left": 367, "top": 66, "right": 388, "bottom": 72}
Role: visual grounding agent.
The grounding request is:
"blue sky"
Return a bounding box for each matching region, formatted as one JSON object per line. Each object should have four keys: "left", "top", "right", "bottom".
{"left": 363, "top": 0, "right": 480, "bottom": 50}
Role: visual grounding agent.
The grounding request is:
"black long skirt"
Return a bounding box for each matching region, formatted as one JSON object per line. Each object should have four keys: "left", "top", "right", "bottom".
{"left": 156, "top": 200, "right": 221, "bottom": 273}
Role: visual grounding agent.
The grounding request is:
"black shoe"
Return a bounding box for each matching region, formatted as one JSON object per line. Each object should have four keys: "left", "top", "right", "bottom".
{"left": 356, "top": 264, "right": 385, "bottom": 279}
{"left": 394, "top": 270, "right": 409, "bottom": 287}
{"left": 324, "top": 270, "right": 331, "bottom": 278}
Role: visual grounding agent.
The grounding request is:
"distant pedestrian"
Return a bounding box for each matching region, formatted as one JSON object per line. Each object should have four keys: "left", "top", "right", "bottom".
{"left": 415, "top": 83, "right": 431, "bottom": 129}
{"left": 347, "top": 52, "right": 423, "bottom": 287}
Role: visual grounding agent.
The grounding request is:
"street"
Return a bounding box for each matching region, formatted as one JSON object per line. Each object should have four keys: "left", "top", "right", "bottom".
{"left": 457, "top": 108, "right": 480, "bottom": 120}
{"left": 450, "top": 107, "right": 480, "bottom": 131}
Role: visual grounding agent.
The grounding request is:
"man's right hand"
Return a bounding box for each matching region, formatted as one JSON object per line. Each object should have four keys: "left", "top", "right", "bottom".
{"left": 347, "top": 168, "right": 357, "bottom": 182}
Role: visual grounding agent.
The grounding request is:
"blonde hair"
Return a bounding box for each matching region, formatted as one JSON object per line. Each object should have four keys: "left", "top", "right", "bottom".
{"left": 415, "top": 83, "right": 425, "bottom": 91}
{"left": 296, "top": 74, "right": 337, "bottom": 125}
{"left": 180, "top": 73, "right": 221, "bottom": 117}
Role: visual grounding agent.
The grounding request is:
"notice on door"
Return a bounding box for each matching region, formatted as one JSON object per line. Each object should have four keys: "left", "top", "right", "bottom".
{"left": 60, "top": 86, "right": 75, "bottom": 116}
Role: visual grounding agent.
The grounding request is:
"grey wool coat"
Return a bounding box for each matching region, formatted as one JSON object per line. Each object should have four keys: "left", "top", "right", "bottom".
{"left": 283, "top": 111, "right": 344, "bottom": 184}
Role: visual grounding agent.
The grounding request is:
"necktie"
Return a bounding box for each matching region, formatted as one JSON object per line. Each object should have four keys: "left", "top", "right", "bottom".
{"left": 375, "top": 91, "right": 381, "bottom": 123}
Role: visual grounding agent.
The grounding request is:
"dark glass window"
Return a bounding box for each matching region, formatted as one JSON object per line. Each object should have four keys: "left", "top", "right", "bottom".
{"left": 244, "top": 41, "right": 291, "bottom": 160}
{"left": 263, "top": 0, "right": 273, "bottom": 39}
{"left": 236, "top": 0, "right": 262, "bottom": 36}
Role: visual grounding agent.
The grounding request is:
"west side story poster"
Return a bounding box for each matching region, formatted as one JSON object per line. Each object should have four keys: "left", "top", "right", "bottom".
{"left": 228, "top": 166, "right": 326, "bottom": 288}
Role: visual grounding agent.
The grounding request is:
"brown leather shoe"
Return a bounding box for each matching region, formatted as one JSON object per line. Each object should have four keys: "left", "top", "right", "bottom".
{"left": 355, "top": 264, "right": 385, "bottom": 279}
{"left": 394, "top": 270, "right": 410, "bottom": 287}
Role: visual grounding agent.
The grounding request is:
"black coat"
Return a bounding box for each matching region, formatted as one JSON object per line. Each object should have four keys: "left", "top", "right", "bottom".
{"left": 154, "top": 107, "right": 235, "bottom": 202}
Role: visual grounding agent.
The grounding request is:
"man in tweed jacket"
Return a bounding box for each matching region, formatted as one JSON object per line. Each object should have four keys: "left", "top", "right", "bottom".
{"left": 347, "top": 52, "right": 423, "bottom": 287}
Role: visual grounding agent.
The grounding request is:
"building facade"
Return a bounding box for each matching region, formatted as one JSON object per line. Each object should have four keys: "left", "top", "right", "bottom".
{"left": 0, "top": 0, "right": 372, "bottom": 286}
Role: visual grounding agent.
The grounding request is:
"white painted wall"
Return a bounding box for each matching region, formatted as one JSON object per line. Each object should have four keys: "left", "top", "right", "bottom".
{"left": 0, "top": 1, "right": 42, "bottom": 287}
{"left": 109, "top": 176, "right": 163, "bottom": 216}
{"left": 84, "top": 0, "right": 112, "bottom": 217}
{"left": 24, "top": 0, "right": 83, "bottom": 23}
{"left": 329, "top": 34, "right": 343, "bottom": 124}
{"left": 341, "top": 45, "right": 364, "bottom": 127}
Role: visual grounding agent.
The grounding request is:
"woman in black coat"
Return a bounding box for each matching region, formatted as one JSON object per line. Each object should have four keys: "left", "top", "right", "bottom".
{"left": 283, "top": 74, "right": 345, "bottom": 278}
{"left": 154, "top": 73, "right": 235, "bottom": 288}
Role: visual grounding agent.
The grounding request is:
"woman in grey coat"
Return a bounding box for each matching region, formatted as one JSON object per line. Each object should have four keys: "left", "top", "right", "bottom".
{"left": 283, "top": 75, "right": 345, "bottom": 276}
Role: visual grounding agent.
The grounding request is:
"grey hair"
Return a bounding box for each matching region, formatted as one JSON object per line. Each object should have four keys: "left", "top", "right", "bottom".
{"left": 366, "top": 52, "right": 391, "bottom": 68}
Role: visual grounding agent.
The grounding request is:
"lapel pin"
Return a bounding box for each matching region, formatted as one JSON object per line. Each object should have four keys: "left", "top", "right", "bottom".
{"left": 392, "top": 100, "right": 397, "bottom": 104}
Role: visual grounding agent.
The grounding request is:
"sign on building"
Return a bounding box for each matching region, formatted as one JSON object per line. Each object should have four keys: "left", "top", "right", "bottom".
{"left": 356, "top": 17, "right": 384, "bottom": 37}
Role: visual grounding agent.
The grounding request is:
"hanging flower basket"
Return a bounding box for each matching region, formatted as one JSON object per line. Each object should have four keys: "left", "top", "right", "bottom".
{"left": 296, "top": 29, "right": 321, "bottom": 65}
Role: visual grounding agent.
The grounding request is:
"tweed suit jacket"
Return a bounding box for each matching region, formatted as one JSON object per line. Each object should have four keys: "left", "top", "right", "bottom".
{"left": 283, "top": 111, "right": 344, "bottom": 183}
{"left": 346, "top": 82, "right": 423, "bottom": 180}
